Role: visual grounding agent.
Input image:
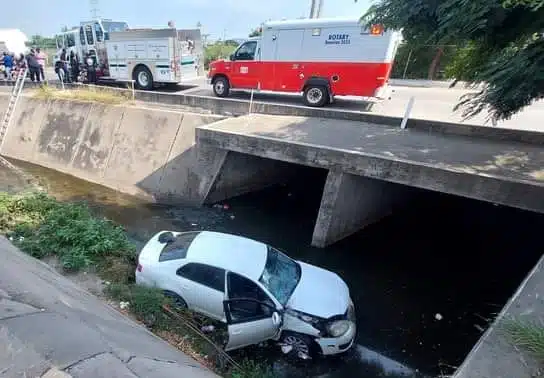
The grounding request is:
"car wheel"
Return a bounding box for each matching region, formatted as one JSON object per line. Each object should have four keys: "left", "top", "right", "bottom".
{"left": 213, "top": 76, "right": 230, "bottom": 98}
{"left": 280, "top": 332, "right": 316, "bottom": 359}
{"left": 163, "top": 290, "right": 188, "bottom": 309}
{"left": 303, "top": 85, "right": 328, "bottom": 107}
{"left": 133, "top": 65, "right": 153, "bottom": 90}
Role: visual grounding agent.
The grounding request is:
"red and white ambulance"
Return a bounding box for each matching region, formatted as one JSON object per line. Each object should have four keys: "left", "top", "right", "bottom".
{"left": 207, "top": 18, "right": 401, "bottom": 107}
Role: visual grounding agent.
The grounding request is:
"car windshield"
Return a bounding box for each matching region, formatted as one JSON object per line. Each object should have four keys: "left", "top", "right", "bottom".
{"left": 258, "top": 246, "right": 301, "bottom": 305}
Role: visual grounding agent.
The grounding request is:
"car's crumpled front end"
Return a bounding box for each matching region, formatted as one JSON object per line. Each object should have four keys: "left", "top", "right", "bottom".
{"left": 282, "top": 261, "right": 357, "bottom": 355}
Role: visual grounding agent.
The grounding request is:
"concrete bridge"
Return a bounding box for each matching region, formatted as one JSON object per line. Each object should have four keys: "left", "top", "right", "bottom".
{"left": 196, "top": 114, "right": 544, "bottom": 247}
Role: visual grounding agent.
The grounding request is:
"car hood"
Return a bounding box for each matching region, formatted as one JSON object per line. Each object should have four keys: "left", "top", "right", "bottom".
{"left": 286, "top": 262, "right": 350, "bottom": 319}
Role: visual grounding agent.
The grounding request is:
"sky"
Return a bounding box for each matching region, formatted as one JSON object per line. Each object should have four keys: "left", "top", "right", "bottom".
{"left": 6, "top": 0, "right": 370, "bottom": 40}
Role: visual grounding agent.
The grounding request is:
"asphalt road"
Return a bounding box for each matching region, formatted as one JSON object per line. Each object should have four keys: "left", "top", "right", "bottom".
{"left": 176, "top": 77, "right": 544, "bottom": 132}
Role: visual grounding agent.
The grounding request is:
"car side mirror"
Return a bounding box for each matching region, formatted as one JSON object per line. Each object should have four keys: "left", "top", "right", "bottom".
{"left": 229, "top": 54, "right": 235, "bottom": 61}
{"left": 271, "top": 311, "right": 282, "bottom": 326}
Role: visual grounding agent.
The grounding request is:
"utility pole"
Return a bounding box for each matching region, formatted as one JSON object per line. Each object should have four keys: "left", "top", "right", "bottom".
{"left": 90, "top": 0, "right": 100, "bottom": 20}
{"left": 309, "top": 0, "right": 324, "bottom": 18}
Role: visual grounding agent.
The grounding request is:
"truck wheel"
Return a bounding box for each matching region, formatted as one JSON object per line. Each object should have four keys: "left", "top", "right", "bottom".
{"left": 133, "top": 66, "right": 153, "bottom": 90}
{"left": 213, "top": 76, "right": 230, "bottom": 98}
{"left": 303, "top": 85, "right": 329, "bottom": 107}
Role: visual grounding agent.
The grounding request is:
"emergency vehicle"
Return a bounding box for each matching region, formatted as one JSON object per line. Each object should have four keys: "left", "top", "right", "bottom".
{"left": 208, "top": 18, "right": 402, "bottom": 107}
{"left": 54, "top": 20, "right": 199, "bottom": 89}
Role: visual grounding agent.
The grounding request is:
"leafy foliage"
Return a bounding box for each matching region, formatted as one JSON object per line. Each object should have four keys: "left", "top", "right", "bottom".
{"left": 0, "top": 192, "right": 135, "bottom": 271}
{"left": 229, "top": 359, "right": 274, "bottom": 378}
{"left": 361, "top": 0, "right": 544, "bottom": 120}
{"left": 204, "top": 42, "right": 238, "bottom": 69}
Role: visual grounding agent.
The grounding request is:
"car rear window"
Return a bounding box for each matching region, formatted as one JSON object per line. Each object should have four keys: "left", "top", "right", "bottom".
{"left": 159, "top": 232, "right": 201, "bottom": 262}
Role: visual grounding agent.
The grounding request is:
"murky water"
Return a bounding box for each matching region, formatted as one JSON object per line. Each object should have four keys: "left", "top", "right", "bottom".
{"left": 3, "top": 158, "right": 543, "bottom": 378}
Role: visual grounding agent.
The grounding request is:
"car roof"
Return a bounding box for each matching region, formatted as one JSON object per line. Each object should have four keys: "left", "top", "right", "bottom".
{"left": 186, "top": 231, "right": 268, "bottom": 280}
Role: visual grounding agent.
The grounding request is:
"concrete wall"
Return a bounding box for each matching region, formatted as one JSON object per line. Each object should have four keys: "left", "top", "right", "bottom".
{"left": 312, "top": 171, "right": 412, "bottom": 247}
{"left": 0, "top": 97, "right": 227, "bottom": 204}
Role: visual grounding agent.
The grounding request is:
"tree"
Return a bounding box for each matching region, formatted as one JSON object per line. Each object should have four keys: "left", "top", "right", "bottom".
{"left": 26, "top": 34, "right": 56, "bottom": 49}
{"left": 360, "top": 0, "right": 544, "bottom": 121}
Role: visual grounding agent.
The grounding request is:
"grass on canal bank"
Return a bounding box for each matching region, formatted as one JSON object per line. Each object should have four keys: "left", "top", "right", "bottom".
{"left": 503, "top": 318, "right": 544, "bottom": 362}
{"left": 0, "top": 191, "right": 273, "bottom": 378}
{"left": 33, "top": 84, "right": 131, "bottom": 105}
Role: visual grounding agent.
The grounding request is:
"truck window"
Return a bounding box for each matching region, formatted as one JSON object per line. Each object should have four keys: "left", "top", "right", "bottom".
{"left": 85, "top": 24, "right": 94, "bottom": 45}
{"left": 80, "top": 27, "right": 86, "bottom": 45}
{"left": 66, "top": 34, "right": 76, "bottom": 48}
{"left": 235, "top": 41, "right": 257, "bottom": 61}
{"left": 94, "top": 23, "right": 104, "bottom": 42}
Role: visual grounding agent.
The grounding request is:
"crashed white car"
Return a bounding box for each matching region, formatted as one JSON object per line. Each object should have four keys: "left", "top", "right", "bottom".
{"left": 135, "top": 231, "right": 356, "bottom": 358}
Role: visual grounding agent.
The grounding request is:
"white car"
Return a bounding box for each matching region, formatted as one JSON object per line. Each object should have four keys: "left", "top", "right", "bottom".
{"left": 135, "top": 231, "right": 356, "bottom": 358}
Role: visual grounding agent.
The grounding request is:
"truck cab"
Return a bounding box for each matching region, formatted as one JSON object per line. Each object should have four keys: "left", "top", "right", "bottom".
{"left": 208, "top": 37, "right": 262, "bottom": 97}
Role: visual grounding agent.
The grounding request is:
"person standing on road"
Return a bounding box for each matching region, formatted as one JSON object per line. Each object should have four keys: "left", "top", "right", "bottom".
{"left": 36, "top": 47, "right": 47, "bottom": 81}
{"left": 59, "top": 48, "right": 69, "bottom": 82}
{"left": 85, "top": 53, "right": 97, "bottom": 84}
{"left": 26, "top": 50, "right": 41, "bottom": 83}
{"left": 2, "top": 52, "right": 13, "bottom": 81}
{"left": 70, "top": 50, "right": 80, "bottom": 82}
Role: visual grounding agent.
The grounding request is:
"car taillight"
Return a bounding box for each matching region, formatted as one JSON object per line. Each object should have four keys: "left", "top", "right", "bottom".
{"left": 137, "top": 263, "right": 143, "bottom": 272}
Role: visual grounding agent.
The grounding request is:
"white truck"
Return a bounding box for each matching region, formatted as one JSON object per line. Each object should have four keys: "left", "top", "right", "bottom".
{"left": 55, "top": 20, "right": 199, "bottom": 89}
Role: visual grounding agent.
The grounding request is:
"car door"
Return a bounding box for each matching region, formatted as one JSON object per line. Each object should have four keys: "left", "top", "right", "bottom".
{"left": 223, "top": 272, "right": 281, "bottom": 351}
{"left": 176, "top": 262, "right": 226, "bottom": 321}
{"left": 230, "top": 40, "right": 261, "bottom": 89}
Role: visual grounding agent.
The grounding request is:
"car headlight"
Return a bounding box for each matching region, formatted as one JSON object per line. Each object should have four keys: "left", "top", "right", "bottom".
{"left": 327, "top": 320, "right": 350, "bottom": 337}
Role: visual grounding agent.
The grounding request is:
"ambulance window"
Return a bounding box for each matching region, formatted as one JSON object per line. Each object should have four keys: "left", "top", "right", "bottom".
{"left": 94, "top": 23, "right": 104, "bottom": 42}
{"left": 235, "top": 41, "right": 257, "bottom": 61}
{"left": 312, "top": 28, "right": 321, "bottom": 36}
{"left": 80, "top": 27, "right": 86, "bottom": 45}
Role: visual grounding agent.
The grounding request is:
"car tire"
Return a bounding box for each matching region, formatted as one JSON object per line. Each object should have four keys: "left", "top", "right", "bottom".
{"left": 212, "top": 76, "right": 230, "bottom": 98}
{"left": 163, "top": 290, "right": 188, "bottom": 309}
{"left": 280, "top": 331, "right": 317, "bottom": 359}
{"left": 133, "top": 65, "right": 153, "bottom": 90}
{"left": 303, "top": 85, "right": 329, "bottom": 107}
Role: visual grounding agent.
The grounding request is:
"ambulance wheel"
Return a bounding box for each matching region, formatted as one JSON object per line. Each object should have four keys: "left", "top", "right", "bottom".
{"left": 133, "top": 66, "right": 153, "bottom": 90}
{"left": 303, "top": 85, "right": 329, "bottom": 107}
{"left": 213, "top": 76, "right": 230, "bottom": 98}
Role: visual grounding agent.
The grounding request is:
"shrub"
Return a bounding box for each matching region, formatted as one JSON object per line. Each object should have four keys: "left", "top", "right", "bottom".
{"left": 0, "top": 192, "right": 135, "bottom": 271}
{"left": 229, "top": 359, "right": 274, "bottom": 378}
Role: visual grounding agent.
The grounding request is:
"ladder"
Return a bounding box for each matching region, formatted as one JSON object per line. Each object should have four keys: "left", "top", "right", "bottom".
{"left": 0, "top": 66, "right": 28, "bottom": 150}
{"left": 0, "top": 66, "right": 32, "bottom": 179}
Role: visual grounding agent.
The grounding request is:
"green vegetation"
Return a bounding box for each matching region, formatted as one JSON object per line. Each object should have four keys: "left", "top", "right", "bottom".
{"left": 0, "top": 191, "right": 272, "bottom": 378}
{"left": 359, "top": 0, "right": 544, "bottom": 121}
{"left": 503, "top": 318, "right": 544, "bottom": 361}
{"left": 33, "top": 85, "right": 131, "bottom": 105}
{"left": 204, "top": 41, "right": 239, "bottom": 69}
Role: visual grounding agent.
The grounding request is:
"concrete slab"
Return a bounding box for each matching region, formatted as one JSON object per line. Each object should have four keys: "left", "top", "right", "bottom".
{"left": 103, "top": 105, "right": 183, "bottom": 191}
{"left": 127, "top": 356, "right": 219, "bottom": 378}
{"left": 66, "top": 353, "right": 137, "bottom": 378}
{"left": 197, "top": 114, "right": 544, "bottom": 213}
{"left": 34, "top": 99, "right": 93, "bottom": 167}
{"left": 0, "top": 297, "right": 41, "bottom": 320}
{"left": 71, "top": 104, "right": 125, "bottom": 176}
{"left": 1, "top": 97, "right": 50, "bottom": 160}
{"left": 42, "top": 367, "right": 73, "bottom": 378}
{"left": 0, "top": 324, "right": 51, "bottom": 377}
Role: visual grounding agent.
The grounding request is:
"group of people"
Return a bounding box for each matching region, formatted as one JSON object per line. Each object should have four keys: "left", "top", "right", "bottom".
{"left": 0, "top": 48, "right": 47, "bottom": 82}
{"left": 57, "top": 48, "right": 97, "bottom": 84}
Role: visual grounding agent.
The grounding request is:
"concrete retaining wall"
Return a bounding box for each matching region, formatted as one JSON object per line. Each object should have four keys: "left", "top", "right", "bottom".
{"left": 0, "top": 97, "right": 225, "bottom": 203}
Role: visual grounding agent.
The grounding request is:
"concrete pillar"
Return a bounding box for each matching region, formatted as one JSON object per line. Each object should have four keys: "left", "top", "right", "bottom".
{"left": 312, "top": 170, "right": 410, "bottom": 248}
